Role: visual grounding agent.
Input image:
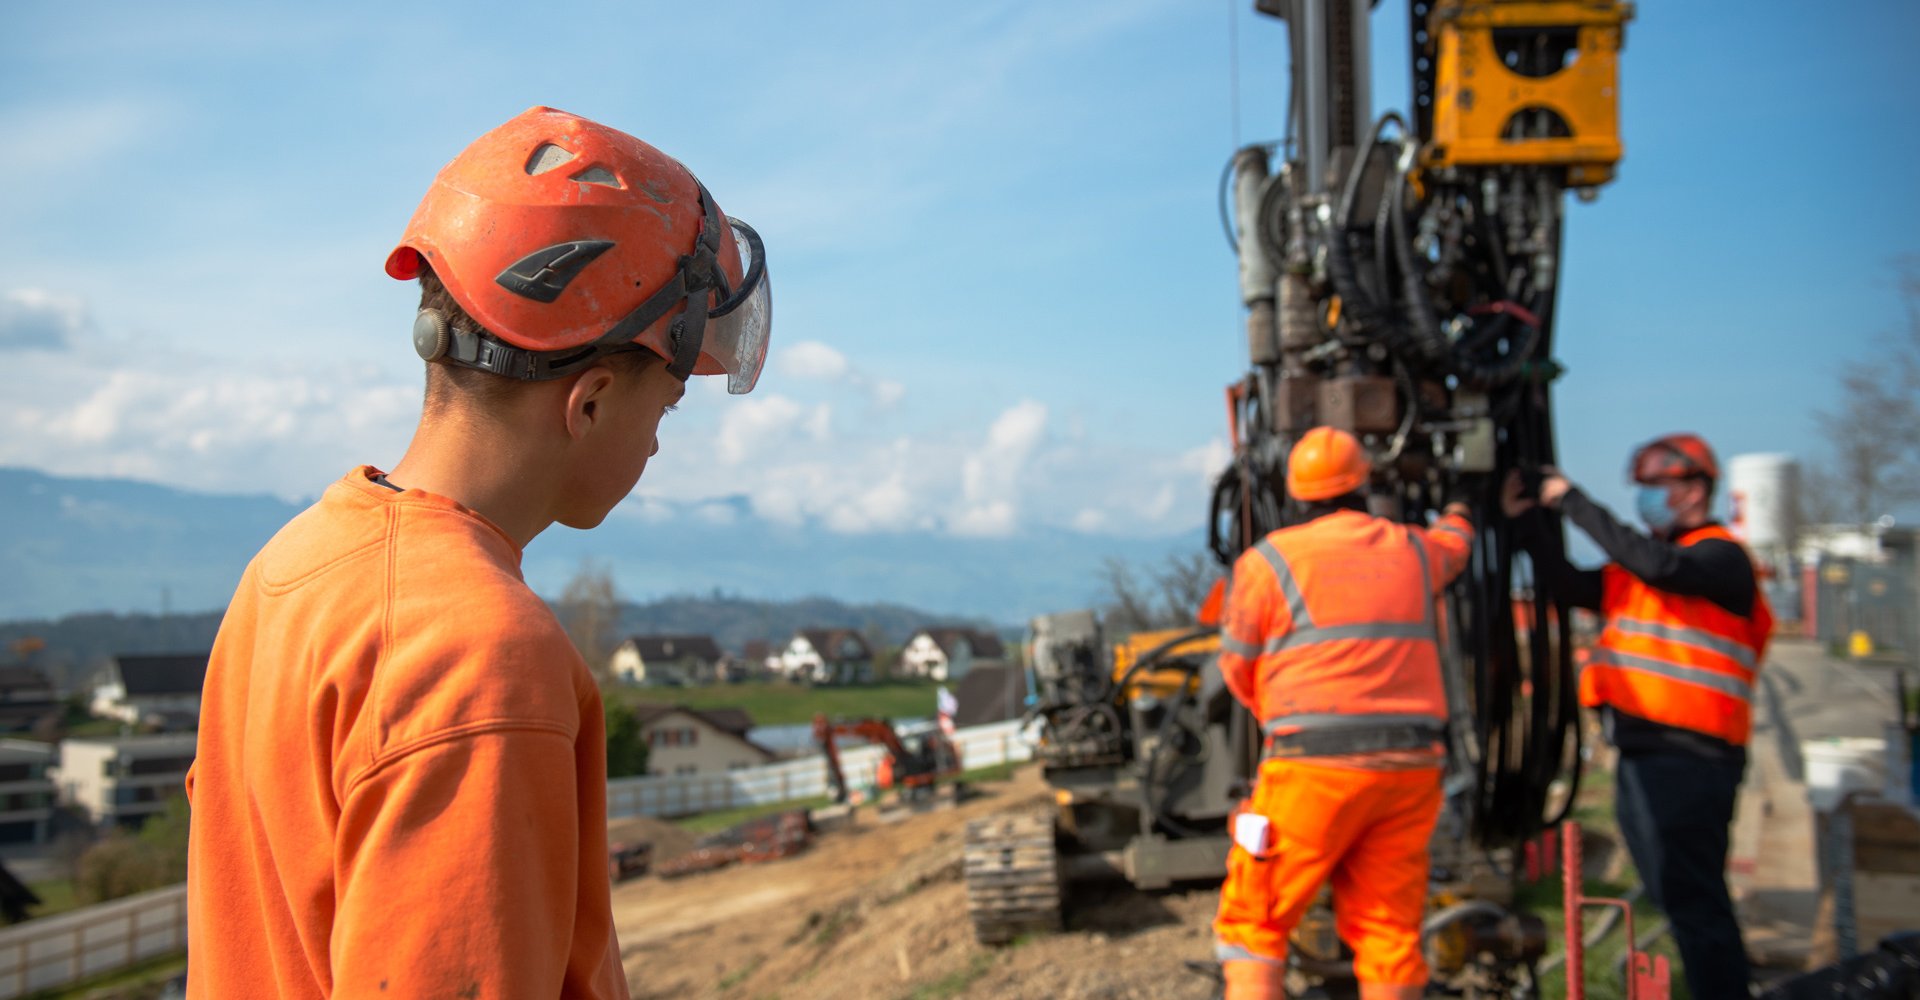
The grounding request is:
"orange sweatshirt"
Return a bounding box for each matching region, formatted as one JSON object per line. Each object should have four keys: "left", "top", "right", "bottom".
{"left": 186, "top": 467, "right": 628, "bottom": 999}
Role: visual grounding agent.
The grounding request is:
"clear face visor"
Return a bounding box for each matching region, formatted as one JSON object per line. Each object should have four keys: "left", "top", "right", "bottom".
{"left": 706, "top": 218, "right": 770, "bottom": 395}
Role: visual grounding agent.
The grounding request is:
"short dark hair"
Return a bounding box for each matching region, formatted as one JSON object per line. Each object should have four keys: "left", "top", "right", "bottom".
{"left": 415, "top": 267, "right": 657, "bottom": 413}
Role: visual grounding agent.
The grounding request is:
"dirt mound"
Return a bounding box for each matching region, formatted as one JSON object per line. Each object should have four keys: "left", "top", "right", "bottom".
{"left": 611, "top": 766, "right": 1225, "bottom": 1000}
{"left": 608, "top": 815, "right": 700, "bottom": 866}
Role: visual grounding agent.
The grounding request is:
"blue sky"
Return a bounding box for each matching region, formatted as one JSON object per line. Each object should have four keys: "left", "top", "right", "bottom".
{"left": 2, "top": 0, "right": 1916, "bottom": 550}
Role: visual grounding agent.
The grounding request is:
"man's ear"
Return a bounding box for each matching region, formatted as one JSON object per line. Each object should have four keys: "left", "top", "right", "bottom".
{"left": 563, "top": 365, "right": 618, "bottom": 442}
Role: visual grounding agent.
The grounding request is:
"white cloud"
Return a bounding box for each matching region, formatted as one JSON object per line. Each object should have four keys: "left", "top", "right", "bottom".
{"left": 778, "top": 341, "right": 851, "bottom": 380}
{"left": 953, "top": 400, "right": 1048, "bottom": 537}
{"left": 0, "top": 289, "right": 90, "bottom": 351}
{"left": 714, "top": 394, "right": 834, "bottom": 465}
{"left": 1, "top": 296, "right": 1223, "bottom": 541}
{"left": 771, "top": 340, "right": 905, "bottom": 409}
{"left": 2, "top": 347, "right": 417, "bottom": 500}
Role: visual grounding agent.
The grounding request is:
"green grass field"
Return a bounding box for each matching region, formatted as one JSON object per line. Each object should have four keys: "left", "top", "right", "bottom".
{"left": 1514, "top": 768, "right": 1692, "bottom": 1000}
{"left": 611, "top": 679, "right": 950, "bottom": 727}
{"left": 26, "top": 879, "right": 78, "bottom": 920}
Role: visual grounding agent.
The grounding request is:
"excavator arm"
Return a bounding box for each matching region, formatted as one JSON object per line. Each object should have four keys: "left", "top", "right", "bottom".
{"left": 813, "top": 714, "right": 960, "bottom": 805}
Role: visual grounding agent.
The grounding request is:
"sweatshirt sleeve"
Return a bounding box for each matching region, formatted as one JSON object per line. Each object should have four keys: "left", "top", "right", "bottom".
{"left": 1418, "top": 510, "right": 1475, "bottom": 589}
{"left": 332, "top": 727, "right": 588, "bottom": 999}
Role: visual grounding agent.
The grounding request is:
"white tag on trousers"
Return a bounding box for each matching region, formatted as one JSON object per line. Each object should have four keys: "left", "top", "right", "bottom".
{"left": 1232, "top": 813, "right": 1272, "bottom": 855}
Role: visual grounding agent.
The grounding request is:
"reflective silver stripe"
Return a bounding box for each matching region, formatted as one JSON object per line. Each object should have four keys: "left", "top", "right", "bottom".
{"left": 1248, "top": 532, "right": 1438, "bottom": 654}
{"left": 1430, "top": 522, "right": 1470, "bottom": 544}
{"left": 1220, "top": 633, "right": 1261, "bottom": 658}
{"left": 1215, "top": 942, "right": 1284, "bottom": 965}
{"left": 1264, "top": 621, "right": 1435, "bottom": 653}
{"left": 1251, "top": 538, "right": 1312, "bottom": 629}
{"left": 1589, "top": 650, "right": 1753, "bottom": 703}
{"left": 1610, "top": 617, "right": 1758, "bottom": 669}
{"left": 1408, "top": 529, "right": 1436, "bottom": 614}
{"left": 1263, "top": 712, "right": 1448, "bottom": 735}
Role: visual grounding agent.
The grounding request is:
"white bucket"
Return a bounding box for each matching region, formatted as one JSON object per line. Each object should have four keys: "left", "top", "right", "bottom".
{"left": 1803, "top": 737, "right": 1887, "bottom": 812}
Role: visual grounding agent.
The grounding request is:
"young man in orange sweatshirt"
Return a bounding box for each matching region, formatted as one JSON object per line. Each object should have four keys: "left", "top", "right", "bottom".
{"left": 185, "top": 107, "right": 770, "bottom": 998}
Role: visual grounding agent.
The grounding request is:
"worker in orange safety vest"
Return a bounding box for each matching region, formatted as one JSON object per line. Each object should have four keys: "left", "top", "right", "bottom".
{"left": 1505, "top": 434, "right": 1769, "bottom": 1000}
{"left": 1213, "top": 426, "right": 1477, "bottom": 1000}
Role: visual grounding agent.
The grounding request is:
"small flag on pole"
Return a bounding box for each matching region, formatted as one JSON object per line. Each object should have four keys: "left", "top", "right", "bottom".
{"left": 937, "top": 685, "right": 957, "bottom": 736}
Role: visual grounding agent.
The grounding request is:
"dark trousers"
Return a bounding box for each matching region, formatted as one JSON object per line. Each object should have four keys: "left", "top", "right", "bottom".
{"left": 1614, "top": 751, "right": 1750, "bottom": 999}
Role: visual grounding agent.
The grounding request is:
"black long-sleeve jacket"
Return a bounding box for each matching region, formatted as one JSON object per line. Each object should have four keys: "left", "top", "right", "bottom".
{"left": 1523, "top": 488, "right": 1758, "bottom": 764}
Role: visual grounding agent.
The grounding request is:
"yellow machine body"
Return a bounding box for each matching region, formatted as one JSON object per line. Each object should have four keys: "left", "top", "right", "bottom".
{"left": 1425, "top": 0, "right": 1633, "bottom": 187}
{"left": 1111, "top": 628, "right": 1214, "bottom": 699}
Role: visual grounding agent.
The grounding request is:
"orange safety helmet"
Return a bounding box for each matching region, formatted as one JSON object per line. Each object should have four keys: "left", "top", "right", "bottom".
{"left": 1630, "top": 433, "right": 1718, "bottom": 484}
{"left": 386, "top": 106, "right": 770, "bottom": 391}
{"left": 1286, "top": 426, "right": 1373, "bottom": 501}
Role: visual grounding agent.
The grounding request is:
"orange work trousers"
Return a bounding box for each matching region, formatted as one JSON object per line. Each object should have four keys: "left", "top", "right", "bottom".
{"left": 1214, "top": 758, "right": 1443, "bottom": 999}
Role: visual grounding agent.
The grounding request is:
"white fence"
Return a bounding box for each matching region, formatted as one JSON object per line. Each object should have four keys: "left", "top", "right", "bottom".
{"left": 0, "top": 721, "right": 1033, "bottom": 997}
{"left": 0, "top": 884, "right": 185, "bottom": 999}
{"left": 608, "top": 718, "right": 1033, "bottom": 819}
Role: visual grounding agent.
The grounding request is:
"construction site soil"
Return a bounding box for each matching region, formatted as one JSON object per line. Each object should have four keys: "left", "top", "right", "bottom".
{"left": 611, "top": 764, "right": 1224, "bottom": 1000}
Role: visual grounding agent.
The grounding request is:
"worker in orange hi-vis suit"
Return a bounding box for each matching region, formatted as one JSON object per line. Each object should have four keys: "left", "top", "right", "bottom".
{"left": 1212, "top": 426, "right": 1478, "bottom": 1000}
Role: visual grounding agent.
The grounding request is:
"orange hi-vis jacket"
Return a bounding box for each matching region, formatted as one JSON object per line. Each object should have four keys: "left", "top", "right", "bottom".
{"left": 1218, "top": 508, "right": 1474, "bottom": 755}
{"left": 186, "top": 468, "right": 628, "bottom": 999}
{"left": 1581, "top": 524, "right": 1773, "bottom": 747}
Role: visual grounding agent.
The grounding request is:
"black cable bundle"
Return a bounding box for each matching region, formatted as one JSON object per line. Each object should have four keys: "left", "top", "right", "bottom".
{"left": 1445, "top": 316, "right": 1584, "bottom": 850}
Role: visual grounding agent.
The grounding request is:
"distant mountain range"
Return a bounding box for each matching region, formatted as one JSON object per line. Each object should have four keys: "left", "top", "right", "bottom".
{"left": 0, "top": 465, "right": 1197, "bottom": 646}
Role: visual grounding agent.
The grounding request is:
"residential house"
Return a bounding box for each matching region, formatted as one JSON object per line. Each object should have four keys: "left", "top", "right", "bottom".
{"left": 91, "top": 654, "right": 207, "bottom": 730}
{"left": 627, "top": 704, "right": 775, "bottom": 776}
{"left": 780, "top": 629, "right": 874, "bottom": 685}
{"left": 899, "top": 628, "right": 1008, "bottom": 683}
{"left": 731, "top": 640, "right": 782, "bottom": 683}
{"left": 608, "top": 634, "right": 725, "bottom": 687}
{"left": 0, "top": 741, "right": 56, "bottom": 843}
{"left": 56, "top": 734, "right": 197, "bottom": 828}
{"left": 0, "top": 668, "right": 58, "bottom": 733}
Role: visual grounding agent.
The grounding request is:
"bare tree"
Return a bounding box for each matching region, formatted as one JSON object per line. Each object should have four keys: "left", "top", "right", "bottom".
{"left": 1810, "top": 260, "right": 1920, "bottom": 528}
{"left": 1100, "top": 557, "right": 1162, "bottom": 634}
{"left": 1155, "top": 551, "right": 1218, "bottom": 624}
{"left": 1100, "top": 551, "right": 1225, "bottom": 633}
{"left": 557, "top": 560, "right": 620, "bottom": 688}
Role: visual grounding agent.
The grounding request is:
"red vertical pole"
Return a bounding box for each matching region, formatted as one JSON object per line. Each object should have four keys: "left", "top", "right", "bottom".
{"left": 1563, "top": 820, "right": 1585, "bottom": 1000}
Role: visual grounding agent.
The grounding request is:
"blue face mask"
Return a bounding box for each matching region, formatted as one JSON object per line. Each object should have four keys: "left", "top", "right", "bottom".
{"left": 1635, "top": 485, "right": 1676, "bottom": 532}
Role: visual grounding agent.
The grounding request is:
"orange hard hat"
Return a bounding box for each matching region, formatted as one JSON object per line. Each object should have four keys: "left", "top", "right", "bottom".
{"left": 1630, "top": 433, "right": 1718, "bottom": 484}
{"left": 386, "top": 106, "right": 770, "bottom": 391}
{"left": 1286, "top": 426, "right": 1372, "bottom": 501}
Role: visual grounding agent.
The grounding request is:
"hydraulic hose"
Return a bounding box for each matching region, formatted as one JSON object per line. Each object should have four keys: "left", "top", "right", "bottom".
{"left": 1387, "top": 164, "right": 1458, "bottom": 366}
{"left": 1324, "top": 113, "right": 1410, "bottom": 348}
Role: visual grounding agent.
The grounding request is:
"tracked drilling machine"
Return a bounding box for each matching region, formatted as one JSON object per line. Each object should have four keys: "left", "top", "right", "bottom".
{"left": 965, "top": 1, "right": 1633, "bottom": 993}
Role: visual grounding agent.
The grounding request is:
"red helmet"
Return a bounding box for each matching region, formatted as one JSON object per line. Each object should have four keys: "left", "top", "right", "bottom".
{"left": 1287, "top": 427, "right": 1373, "bottom": 501}
{"left": 386, "top": 107, "right": 769, "bottom": 391}
{"left": 1630, "top": 433, "right": 1718, "bottom": 484}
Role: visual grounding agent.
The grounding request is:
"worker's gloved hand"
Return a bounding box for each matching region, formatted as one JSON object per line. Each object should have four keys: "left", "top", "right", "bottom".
{"left": 1536, "top": 467, "right": 1573, "bottom": 510}
{"left": 1500, "top": 469, "right": 1536, "bottom": 518}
